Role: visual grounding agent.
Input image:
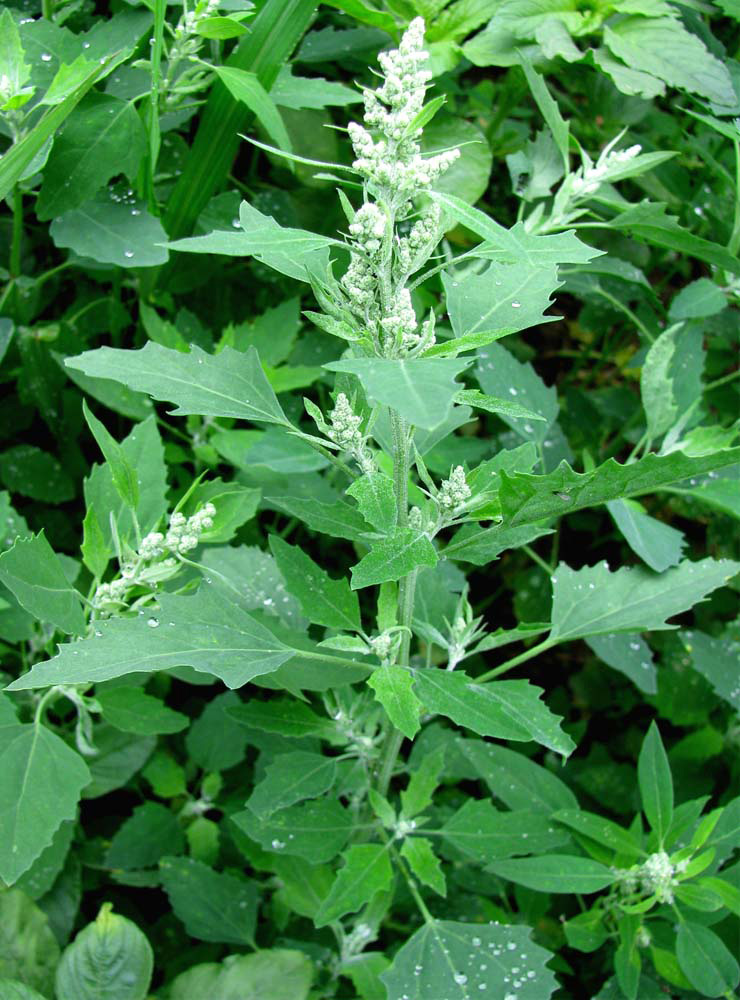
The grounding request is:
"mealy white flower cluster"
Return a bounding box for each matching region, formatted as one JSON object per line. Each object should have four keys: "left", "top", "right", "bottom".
{"left": 570, "top": 137, "right": 642, "bottom": 198}
{"left": 93, "top": 502, "right": 216, "bottom": 614}
{"left": 636, "top": 851, "right": 687, "bottom": 904}
{"left": 337, "top": 18, "right": 459, "bottom": 357}
{"left": 328, "top": 394, "right": 375, "bottom": 473}
{"left": 437, "top": 465, "right": 471, "bottom": 512}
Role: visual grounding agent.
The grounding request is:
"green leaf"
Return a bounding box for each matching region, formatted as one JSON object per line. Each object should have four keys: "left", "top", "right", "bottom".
{"left": 270, "top": 66, "right": 362, "bottom": 109}
{"left": 368, "top": 666, "right": 423, "bottom": 740}
{"left": 159, "top": 857, "right": 257, "bottom": 946}
{"left": 439, "top": 799, "right": 569, "bottom": 860}
{"left": 431, "top": 190, "right": 603, "bottom": 265}
{"left": 676, "top": 921, "right": 740, "bottom": 996}
{"left": 638, "top": 721, "right": 673, "bottom": 844}
{"left": 487, "top": 854, "right": 617, "bottom": 893}
{"left": 603, "top": 17, "right": 735, "bottom": 108}
{"left": 607, "top": 499, "right": 685, "bottom": 572}
{"left": 0, "top": 445, "right": 74, "bottom": 503}
{"left": 82, "top": 401, "right": 138, "bottom": 511}
{"left": 400, "top": 837, "right": 446, "bottom": 896}
{"left": 401, "top": 748, "right": 445, "bottom": 819}
{"left": 214, "top": 67, "right": 291, "bottom": 152}
{"left": 196, "top": 15, "right": 249, "bottom": 39}
{"left": 476, "top": 343, "right": 558, "bottom": 446}
{"left": 0, "top": 10, "right": 31, "bottom": 107}
{"left": 351, "top": 528, "right": 438, "bottom": 590}
{"left": 105, "top": 802, "right": 184, "bottom": 870}
{"left": 36, "top": 93, "right": 146, "bottom": 220}
{"left": 232, "top": 797, "right": 353, "bottom": 863}
{"left": 7, "top": 584, "right": 295, "bottom": 691}
{"left": 680, "top": 629, "right": 740, "bottom": 713}
{"left": 586, "top": 632, "right": 656, "bottom": 694}
{"left": 520, "top": 58, "right": 569, "bottom": 168}
{"left": 226, "top": 698, "right": 332, "bottom": 738}
{"left": 15, "top": 819, "right": 74, "bottom": 900}
{"left": 246, "top": 752, "right": 337, "bottom": 818}
{"left": 346, "top": 473, "right": 397, "bottom": 534}
{"left": 422, "top": 115, "right": 493, "bottom": 206}
{"left": 314, "top": 844, "right": 392, "bottom": 926}
{"left": 669, "top": 278, "right": 726, "bottom": 320}
{"left": 185, "top": 692, "right": 249, "bottom": 772}
{"left": 381, "top": 919, "right": 558, "bottom": 999}
{"left": 324, "top": 357, "right": 470, "bottom": 430}
{"left": 413, "top": 669, "right": 575, "bottom": 756}
{"left": 268, "top": 495, "right": 371, "bottom": 542}
{"left": 499, "top": 449, "right": 740, "bottom": 528}
{"left": 0, "top": 889, "right": 60, "bottom": 997}
{"left": 67, "top": 344, "right": 288, "bottom": 425}
{"left": 81, "top": 504, "right": 110, "bottom": 579}
{"left": 435, "top": 259, "right": 560, "bottom": 356}
{"left": 96, "top": 687, "right": 188, "bottom": 736}
{"left": 455, "top": 388, "right": 546, "bottom": 422}
{"left": 167, "top": 950, "right": 313, "bottom": 1000}
{"left": 549, "top": 558, "right": 740, "bottom": 642}
{"left": 167, "top": 201, "right": 337, "bottom": 283}
{"left": 458, "top": 741, "right": 578, "bottom": 813}
{"left": 553, "top": 809, "right": 643, "bottom": 858}
{"left": 0, "top": 723, "right": 90, "bottom": 884}
{"left": 50, "top": 192, "right": 168, "bottom": 268}
{"left": 641, "top": 325, "right": 679, "bottom": 440}
{"left": 269, "top": 536, "right": 360, "bottom": 632}
{"left": 83, "top": 415, "right": 167, "bottom": 549}
{"left": 0, "top": 532, "right": 85, "bottom": 636}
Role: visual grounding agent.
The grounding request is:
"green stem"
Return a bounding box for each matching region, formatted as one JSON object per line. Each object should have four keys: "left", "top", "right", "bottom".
{"left": 477, "top": 637, "right": 555, "bottom": 683}
{"left": 42, "top": 0, "right": 54, "bottom": 18}
{"left": 10, "top": 186, "right": 23, "bottom": 278}
{"left": 389, "top": 840, "right": 434, "bottom": 924}
{"left": 522, "top": 544, "right": 553, "bottom": 577}
{"left": 705, "top": 368, "right": 740, "bottom": 392}
{"left": 728, "top": 137, "right": 740, "bottom": 258}
{"left": 596, "top": 288, "right": 655, "bottom": 345}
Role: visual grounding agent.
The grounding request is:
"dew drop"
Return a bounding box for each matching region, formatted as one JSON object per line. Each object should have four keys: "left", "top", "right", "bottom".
{"left": 41, "top": 52, "right": 52, "bottom": 61}
{"left": 511, "top": 300, "right": 521, "bottom": 308}
{"left": 453, "top": 973, "right": 468, "bottom": 986}
{"left": 147, "top": 617, "right": 160, "bottom": 628}
{"left": 124, "top": 250, "right": 134, "bottom": 258}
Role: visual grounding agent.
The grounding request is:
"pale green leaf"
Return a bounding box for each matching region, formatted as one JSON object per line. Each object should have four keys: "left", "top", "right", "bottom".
{"left": 50, "top": 192, "right": 168, "bottom": 268}
{"left": 412, "top": 669, "right": 575, "bottom": 756}
{"left": 680, "top": 629, "right": 740, "bottom": 712}
{"left": 553, "top": 809, "right": 643, "bottom": 858}
{"left": 66, "top": 343, "right": 288, "bottom": 424}
{"left": 549, "top": 558, "right": 740, "bottom": 642}
{"left": 476, "top": 343, "right": 558, "bottom": 445}
{"left": 381, "top": 920, "right": 558, "bottom": 999}
{"left": 638, "top": 721, "right": 673, "bottom": 844}
{"left": 267, "top": 495, "right": 372, "bottom": 541}
{"left": 368, "top": 666, "right": 423, "bottom": 739}
{"left": 159, "top": 857, "right": 257, "bottom": 946}
{"left": 455, "top": 388, "right": 546, "bottom": 422}
{"left": 0, "top": 723, "right": 90, "bottom": 884}
{"left": 314, "top": 844, "right": 392, "bottom": 926}
{"left": 0, "top": 532, "right": 85, "bottom": 636}
{"left": 167, "top": 950, "right": 313, "bottom": 1000}
{"left": 232, "top": 798, "right": 353, "bottom": 863}
{"left": 269, "top": 536, "right": 360, "bottom": 632}
{"left": 676, "top": 921, "right": 740, "bottom": 996}
{"left": 351, "top": 528, "right": 438, "bottom": 590}
{"left": 270, "top": 66, "right": 362, "bottom": 109}
{"left": 214, "top": 66, "right": 292, "bottom": 152}
{"left": 400, "top": 837, "right": 446, "bottom": 896}
{"left": 7, "top": 584, "right": 295, "bottom": 691}
{"left": 346, "top": 473, "right": 397, "bottom": 534}
{"left": 487, "top": 854, "right": 617, "bottom": 893}
{"left": 607, "top": 498, "right": 685, "bottom": 572}
{"left": 439, "top": 799, "right": 569, "bottom": 860}
{"left": 586, "top": 632, "right": 656, "bottom": 694}
{"left": 325, "top": 357, "right": 470, "bottom": 430}
{"left": 458, "top": 741, "right": 578, "bottom": 813}
{"left": 245, "top": 752, "right": 337, "bottom": 818}
{"left": 96, "top": 687, "right": 188, "bottom": 736}
{"left": 226, "top": 698, "right": 333, "bottom": 738}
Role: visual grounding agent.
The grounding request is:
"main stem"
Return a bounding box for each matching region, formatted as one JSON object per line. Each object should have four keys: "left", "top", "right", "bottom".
{"left": 376, "top": 411, "right": 416, "bottom": 798}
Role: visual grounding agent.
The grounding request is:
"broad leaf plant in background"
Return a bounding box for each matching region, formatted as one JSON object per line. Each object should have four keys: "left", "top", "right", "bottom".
{"left": 0, "top": 2, "right": 739, "bottom": 999}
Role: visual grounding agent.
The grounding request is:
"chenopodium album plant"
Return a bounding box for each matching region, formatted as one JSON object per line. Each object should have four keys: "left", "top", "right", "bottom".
{"left": 1, "top": 17, "right": 740, "bottom": 1000}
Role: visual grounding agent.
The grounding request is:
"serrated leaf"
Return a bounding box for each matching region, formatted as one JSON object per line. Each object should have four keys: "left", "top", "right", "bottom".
{"left": 269, "top": 536, "right": 360, "bottom": 631}
{"left": 246, "top": 752, "right": 337, "bottom": 818}
{"left": 268, "top": 495, "right": 372, "bottom": 541}
{"left": 351, "top": 528, "right": 438, "bottom": 590}
{"left": 549, "top": 558, "right": 740, "bottom": 642}
{"left": 346, "top": 473, "right": 397, "bottom": 534}
{"left": 7, "top": 583, "right": 295, "bottom": 691}
{"left": 159, "top": 857, "right": 257, "bottom": 946}
{"left": 325, "top": 357, "right": 470, "bottom": 430}
{"left": 232, "top": 797, "right": 353, "bottom": 863}
{"left": 0, "top": 723, "right": 90, "bottom": 884}
{"left": 455, "top": 388, "right": 546, "bottom": 422}
{"left": 67, "top": 344, "right": 288, "bottom": 425}
{"left": 638, "top": 721, "right": 673, "bottom": 844}
{"left": 0, "top": 532, "right": 85, "bottom": 636}
{"left": 499, "top": 449, "right": 740, "bottom": 528}
{"left": 439, "top": 799, "right": 568, "bottom": 860}
{"left": 400, "top": 837, "right": 446, "bottom": 896}
{"left": 435, "top": 259, "right": 560, "bottom": 356}
{"left": 314, "top": 844, "right": 392, "bottom": 926}
{"left": 487, "top": 854, "right": 617, "bottom": 893}
{"left": 381, "top": 920, "right": 558, "bottom": 999}
{"left": 368, "top": 666, "right": 423, "bottom": 739}
{"left": 412, "top": 669, "right": 575, "bottom": 755}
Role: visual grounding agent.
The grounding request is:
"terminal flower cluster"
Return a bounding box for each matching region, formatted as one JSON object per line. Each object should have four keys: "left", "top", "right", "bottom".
{"left": 327, "top": 394, "right": 375, "bottom": 473}
{"left": 437, "top": 465, "right": 471, "bottom": 512}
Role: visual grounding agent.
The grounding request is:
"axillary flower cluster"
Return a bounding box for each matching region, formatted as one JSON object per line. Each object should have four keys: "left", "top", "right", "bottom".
{"left": 336, "top": 18, "right": 459, "bottom": 357}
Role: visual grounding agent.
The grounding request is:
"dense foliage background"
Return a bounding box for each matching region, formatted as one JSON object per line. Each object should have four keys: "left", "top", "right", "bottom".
{"left": 0, "top": 1, "right": 739, "bottom": 998}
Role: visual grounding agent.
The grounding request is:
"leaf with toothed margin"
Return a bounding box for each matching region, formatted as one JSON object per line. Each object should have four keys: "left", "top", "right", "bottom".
{"left": 6, "top": 583, "right": 295, "bottom": 691}
{"left": 380, "top": 919, "right": 559, "bottom": 1000}
{"left": 66, "top": 343, "right": 289, "bottom": 425}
